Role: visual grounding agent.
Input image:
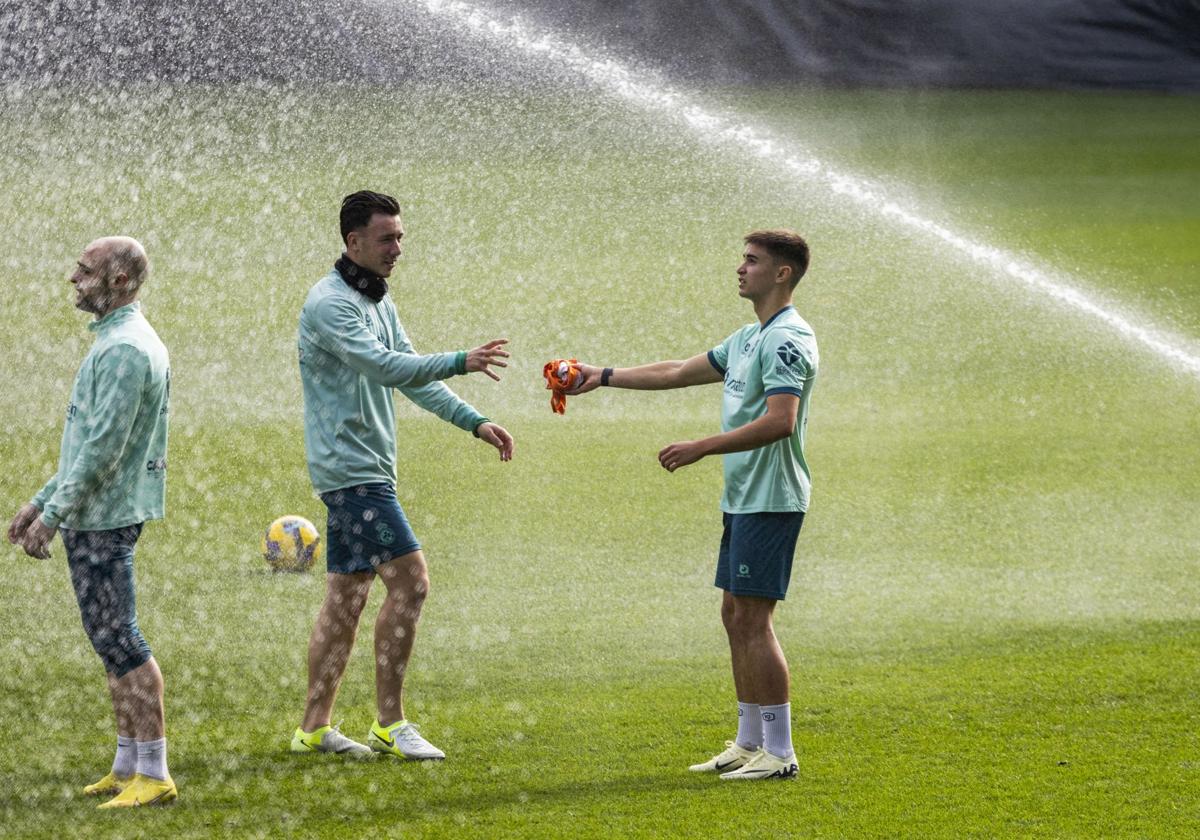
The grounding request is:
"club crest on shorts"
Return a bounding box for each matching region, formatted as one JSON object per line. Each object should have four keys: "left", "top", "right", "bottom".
{"left": 376, "top": 522, "right": 395, "bottom": 545}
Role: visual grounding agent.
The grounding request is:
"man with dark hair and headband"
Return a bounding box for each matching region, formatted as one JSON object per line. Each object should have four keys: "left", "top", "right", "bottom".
{"left": 291, "top": 190, "right": 514, "bottom": 760}
{"left": 8, "top": 236, "right": 176, "bottom": 807}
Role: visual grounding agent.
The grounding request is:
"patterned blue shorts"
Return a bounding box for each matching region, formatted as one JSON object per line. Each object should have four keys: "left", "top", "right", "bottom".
{"left": 319, "top": 483, "right": 421, "bottom": 575}
{"left": 60, "top": 523, "right": 152, "bottom": 677}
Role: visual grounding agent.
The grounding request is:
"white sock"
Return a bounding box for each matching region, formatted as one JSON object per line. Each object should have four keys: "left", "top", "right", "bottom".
{"left": 735, "top": 701, "right": 762, "bottom": 750}
{"left": 136, "top": 737, "right": 169, "bottom": 781}
{"left": 112, "top": 735, "right": 136, "bottom": 778}
{"left": 761, "top": 703, "right": 794, "bottom": 759}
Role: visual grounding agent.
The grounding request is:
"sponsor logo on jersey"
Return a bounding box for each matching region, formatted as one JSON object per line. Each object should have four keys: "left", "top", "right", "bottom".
{"left": 776, "top": 340, "right": 804, "bottom": 367}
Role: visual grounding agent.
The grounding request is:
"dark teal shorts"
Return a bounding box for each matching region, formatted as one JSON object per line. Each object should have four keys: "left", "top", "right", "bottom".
{"left": 715, "top": 512, "right": 805, "bottom": 601}
{"left": 320, "top": 483, "right": 421, "bottom": 575}
{"left": 61, "top": 523, "right": 152, "bottom": 677}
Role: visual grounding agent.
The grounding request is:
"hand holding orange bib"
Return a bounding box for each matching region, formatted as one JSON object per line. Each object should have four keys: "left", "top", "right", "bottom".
{"left": 543, "top": 358, "right": 582, "bottom": 414}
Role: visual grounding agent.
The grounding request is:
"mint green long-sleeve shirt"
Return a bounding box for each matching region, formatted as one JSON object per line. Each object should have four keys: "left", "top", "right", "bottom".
{"left": 33, "top": 302, "right": 170, "bottom": 530}
{"left": 298, "top": 271, "right": 486, "bottom": 494}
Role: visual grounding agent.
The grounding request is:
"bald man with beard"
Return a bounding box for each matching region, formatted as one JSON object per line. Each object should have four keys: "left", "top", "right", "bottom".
{"left": 7, "top": 236, "right": 176, "bottom": 808}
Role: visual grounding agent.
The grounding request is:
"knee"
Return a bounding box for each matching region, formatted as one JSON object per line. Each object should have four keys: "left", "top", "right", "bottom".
{"left": 90, "top": 619, "right": 151, "bottom": 677}
{"left": 720, "top": 599, "right": 737, "bottom": 633}
{"left": 384, "top": 553, "right": 430, "bottom": 607}
{"left": 724, "top": 604, "right": 770, "bottom": 640}
{"left": 407, "top": 566, "right": 430, "bottom": 609}
{"left": 331, "top": 580, "right": 371, "bottom": 614}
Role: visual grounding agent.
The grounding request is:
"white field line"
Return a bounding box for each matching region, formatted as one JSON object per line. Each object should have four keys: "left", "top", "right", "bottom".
{"left": 414, "top": 0, "right": 1200, "bottom": 379}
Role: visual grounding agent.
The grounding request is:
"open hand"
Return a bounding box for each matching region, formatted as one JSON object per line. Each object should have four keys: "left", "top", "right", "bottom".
{"left": 467, "top": 339, "right": 510, "bottom": 381}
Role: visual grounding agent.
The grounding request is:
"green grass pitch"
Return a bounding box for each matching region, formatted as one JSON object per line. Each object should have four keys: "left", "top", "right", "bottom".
{"left": 0, "top": 85, "right": 1198, "bottom": 837}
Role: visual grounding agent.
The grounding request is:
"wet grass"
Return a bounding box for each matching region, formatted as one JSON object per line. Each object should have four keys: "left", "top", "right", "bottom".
{"left": 1, "top": 85, "right": 1198, "bottom": 837}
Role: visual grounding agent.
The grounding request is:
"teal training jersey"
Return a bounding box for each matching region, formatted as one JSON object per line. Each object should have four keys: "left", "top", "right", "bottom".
{"left": 298, "top": 271, "right": 486, "bottom": 494}
{"left": 33, "top": 302, "right": 170, "bottom": 530}
{"left": 707, "top": 305, "right": 818, "bottom": 513}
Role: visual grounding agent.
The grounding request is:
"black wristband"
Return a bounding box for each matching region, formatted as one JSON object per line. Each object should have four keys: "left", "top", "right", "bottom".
{"left": 601, "top": 367, "right": 613, "bottom": 387}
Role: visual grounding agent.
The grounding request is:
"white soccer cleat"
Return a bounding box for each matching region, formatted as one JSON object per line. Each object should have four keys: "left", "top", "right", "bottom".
{"left": 290, "top": 725, "right": 374, "bottom": 758}
{"left": 688, "top": 741, "right": 760, "bottom": 773}
{"left": 718, "top": 748, "right": 798, "bottom": 780}
{"left": 368, "top": 720, "right": 446, "bottom": 760}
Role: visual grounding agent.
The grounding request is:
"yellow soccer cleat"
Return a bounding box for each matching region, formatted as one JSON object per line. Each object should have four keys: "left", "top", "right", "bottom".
{"left": 96, "top": 773, "right": 178, "bottom": 808}
{"left": 83, "top": 771, "right": 132, "bottom": 796}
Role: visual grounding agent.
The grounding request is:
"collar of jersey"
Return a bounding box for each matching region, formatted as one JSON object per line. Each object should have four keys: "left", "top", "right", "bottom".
{"left": 89, "top": 301, "right": 142, "bottom": 333}
{"left": 759, "top": 304, "right": 794, "bottom": 331}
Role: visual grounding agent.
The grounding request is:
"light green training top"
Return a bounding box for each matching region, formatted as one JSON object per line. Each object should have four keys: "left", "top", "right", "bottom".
{"left": 33, "top": 302, "right": 170, "bottom": 530}
{"left": 707, "top": 305, "right": 819, "bottom": 513}
{"left": 298, "top": 271, "right": 486, "bottom": 494}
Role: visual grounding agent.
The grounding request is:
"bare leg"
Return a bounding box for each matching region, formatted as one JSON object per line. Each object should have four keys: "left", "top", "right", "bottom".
{"left": 374, "top": 549, "right": 429, "bottom": 727}
{"left": 107, "top": 672, "right": 135, "bottom": 739}
{"left": 109, "top": 657, "right": 166, "bottom": 740}
{"left": 302, "top": 572, "right": 374, "bottom": 732}
{"left": 723, "top": 593, "right": 789, "bottom": 706}
{"left": 722, "top": 592, "right": 753, "bottom": 700}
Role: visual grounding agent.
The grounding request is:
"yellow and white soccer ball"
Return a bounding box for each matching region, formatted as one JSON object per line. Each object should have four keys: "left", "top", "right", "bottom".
{"left": 261, "top": 515, "right": 323, "bottom": 572}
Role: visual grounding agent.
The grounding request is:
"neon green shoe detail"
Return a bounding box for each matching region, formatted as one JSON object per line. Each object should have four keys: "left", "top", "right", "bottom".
{"left": 368, "top": 719, "right": 445, "bottom": 760}
{"left": 291, "top": 724, "right": 372, "bottom": 757}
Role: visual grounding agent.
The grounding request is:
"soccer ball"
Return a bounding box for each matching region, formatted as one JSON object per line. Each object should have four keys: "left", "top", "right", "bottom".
{"left": 261, "top": 515, "right": 323, "bottom": 572}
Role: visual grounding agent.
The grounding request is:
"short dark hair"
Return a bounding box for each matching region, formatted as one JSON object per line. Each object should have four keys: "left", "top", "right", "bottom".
{"left": 744, "top": 229, "right": 810, "bottom": 288}
{"left": 340, "top": 190, "right": 401, "bottom": 243}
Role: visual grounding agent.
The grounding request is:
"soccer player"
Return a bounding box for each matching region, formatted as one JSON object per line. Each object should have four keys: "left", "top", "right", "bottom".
{"left": 7, "top": 236, "right": 176, "bottom": 807}
{"left": 569, "top": 230, "right": 817, "bottom": 780}
{"left": 291, "top": 190, "right": 514, "bottom": 760}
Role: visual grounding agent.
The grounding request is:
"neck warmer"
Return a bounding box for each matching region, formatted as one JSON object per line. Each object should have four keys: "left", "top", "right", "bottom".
{"left": 335, "top": 254, "right": 388, "bottom": 302}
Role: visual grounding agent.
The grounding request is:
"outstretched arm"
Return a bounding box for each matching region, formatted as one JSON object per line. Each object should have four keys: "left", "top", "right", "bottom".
{"left": 397, "top": 331, "right": 514, "bottom": 462}
{"left": 305, "top": 296, "right": 509, "bottom": 388}
{"left": 569, "top": 352, "right": 722, "bottom": 394}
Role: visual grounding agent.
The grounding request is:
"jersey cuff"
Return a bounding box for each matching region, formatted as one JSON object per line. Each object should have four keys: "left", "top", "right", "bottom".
{"left": 454, "top": 350, "right": 468, "bottom": 375}
{"left": 764, "top": 387, "right": 803, "bottom": 398}
{"left": 707, "top": 350, "right": 726, "bottom": 376}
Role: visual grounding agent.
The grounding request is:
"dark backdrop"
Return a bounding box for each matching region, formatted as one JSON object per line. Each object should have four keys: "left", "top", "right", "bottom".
{"left": 4, "top": 0, "right": 1197, "bottom": 91}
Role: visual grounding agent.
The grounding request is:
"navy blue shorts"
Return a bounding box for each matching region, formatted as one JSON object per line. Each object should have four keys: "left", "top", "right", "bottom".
{"left": 320, "top": 483, "right": 421, "bottom": 575}
{"left": 715, "top": 512, "right": 805, "bottom": 601}
{"left": 60, "top": 523, "right": 152, "bottom": 677}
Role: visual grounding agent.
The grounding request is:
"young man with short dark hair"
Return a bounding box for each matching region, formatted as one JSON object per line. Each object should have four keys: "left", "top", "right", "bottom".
{"left": 569, "top": 229, "right": 817, "bottom": 780}
{"left": 291, "top": 190, "right": 514, "bottom": 760}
